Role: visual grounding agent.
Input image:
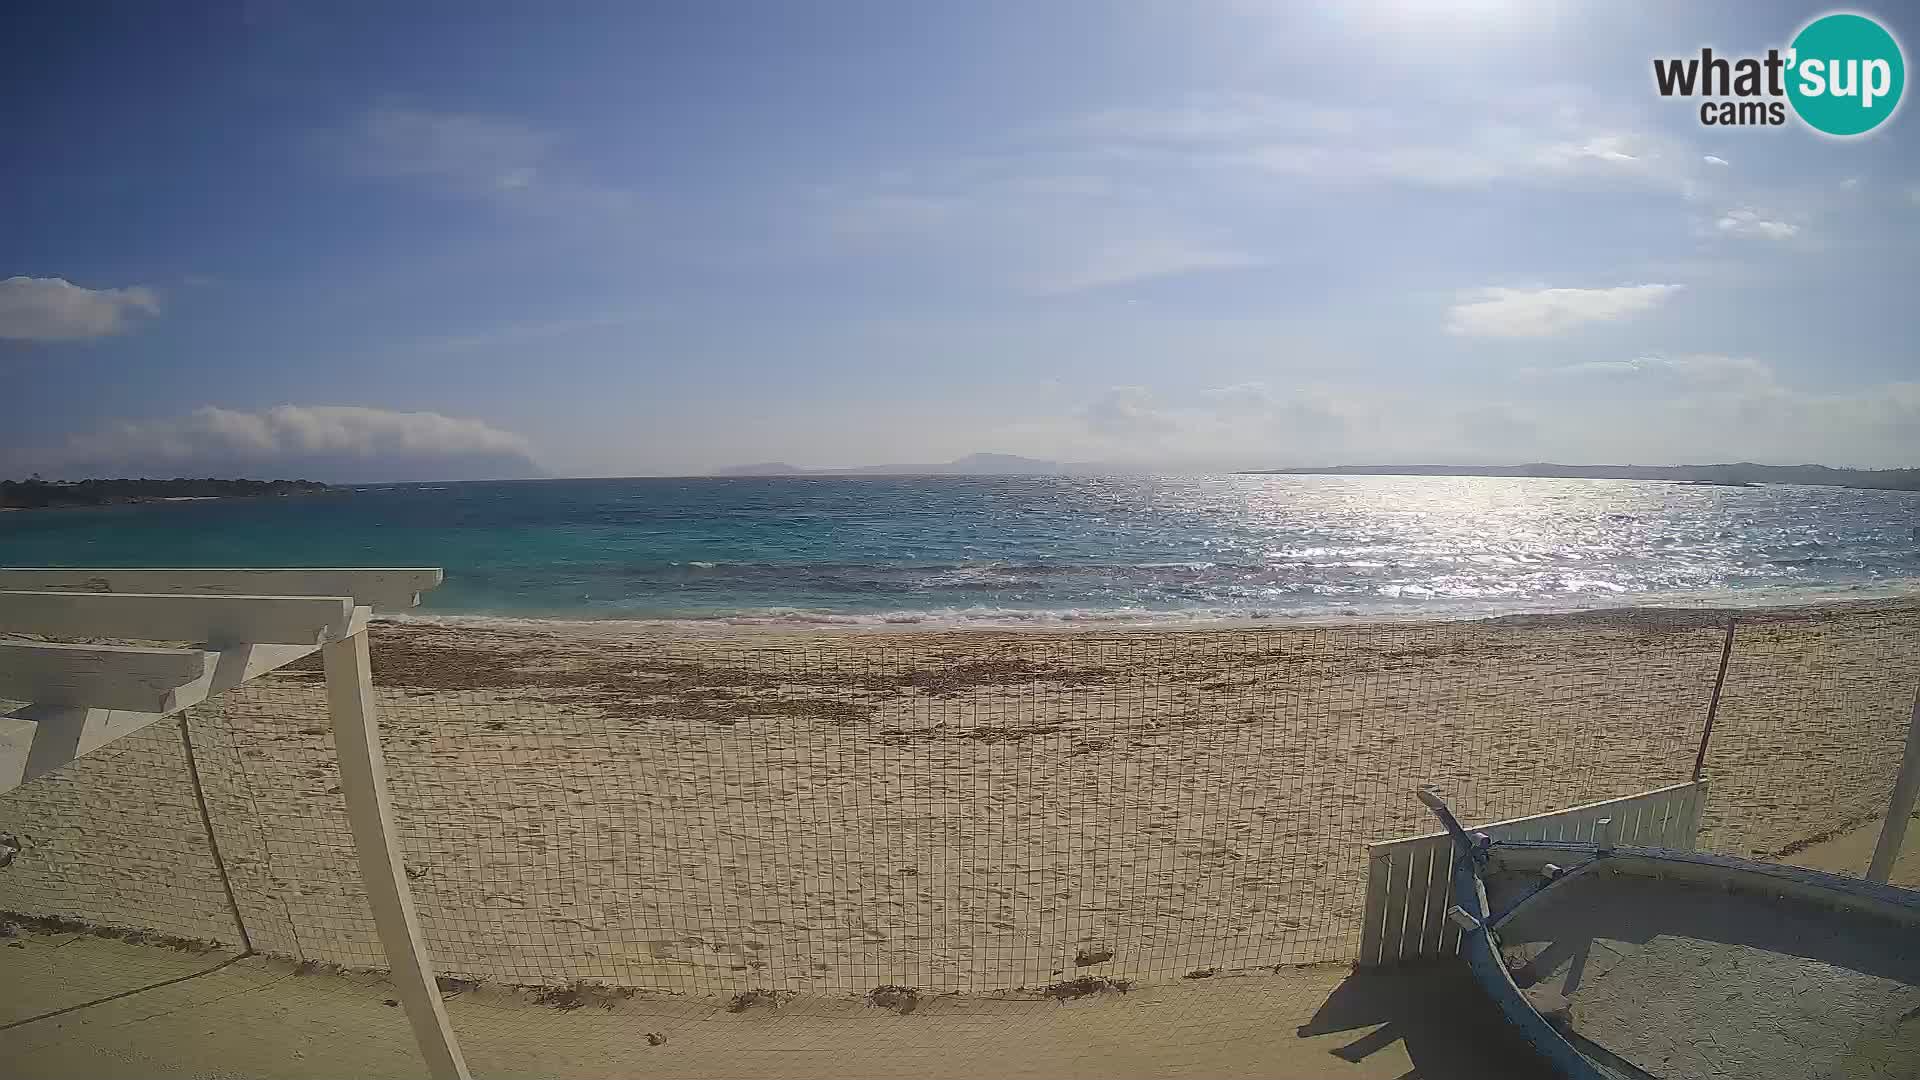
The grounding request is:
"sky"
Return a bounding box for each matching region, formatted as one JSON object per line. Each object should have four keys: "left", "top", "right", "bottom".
{"left": 3, "top": 1, "right": 1917, "bottom": 481}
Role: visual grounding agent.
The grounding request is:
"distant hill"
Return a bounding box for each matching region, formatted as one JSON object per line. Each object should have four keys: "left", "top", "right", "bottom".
{"left": 2, "top": 477, "right": 332, "bottom": 509}
{"left": 715, "top": 453, "right": 1066, "bottom": 477}
{"left": 712, "top": 462, "right": 808, "bottom": 476}
{"left": 1241, "top": 462, "right": 1920, "bottom": 491}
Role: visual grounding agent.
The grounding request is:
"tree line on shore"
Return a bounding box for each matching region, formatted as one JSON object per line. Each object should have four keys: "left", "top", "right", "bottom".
{"left": 1, "top": 477, "right": 331, "bottom": 509}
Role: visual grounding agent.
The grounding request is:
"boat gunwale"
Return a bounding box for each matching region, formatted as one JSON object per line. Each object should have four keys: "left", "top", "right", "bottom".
{"left": 1446, "top": 840, "right": 1920, "bottom": 1079}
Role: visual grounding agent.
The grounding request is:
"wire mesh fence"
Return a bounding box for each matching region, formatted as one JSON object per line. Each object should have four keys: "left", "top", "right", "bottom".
{"left": 191, "top": 669, "right": 393, "bottom": 969}
{"left": 0, "top": 712, "right": 247, "bottom": 948}
{"left": 1691, "top": 604, "right": 1920, "bottom": 859}
{"left": 1, "top": 600, "right": 1916, "bottom": 1004}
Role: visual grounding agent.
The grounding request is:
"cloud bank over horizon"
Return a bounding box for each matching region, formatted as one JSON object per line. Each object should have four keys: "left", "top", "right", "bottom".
{"left": 979, "top": 356, "right": 1920, "bottom": 473}
{"left": 7, "top": 369, "right": 1915, "bottom": 482}
{"left": 7, "top": 405, "right": 544, "bottom": 484}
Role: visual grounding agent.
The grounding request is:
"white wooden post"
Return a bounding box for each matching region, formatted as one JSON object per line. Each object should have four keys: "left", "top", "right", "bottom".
{"left": 324, "top": 630, "right": 471, "bottom": 1080}
{"left": 1867, "top": 681, "right": 1920, "bottom": 884}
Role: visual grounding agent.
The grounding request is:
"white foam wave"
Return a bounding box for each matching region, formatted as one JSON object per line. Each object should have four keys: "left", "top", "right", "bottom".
{"left": 382, "top": 579, "right": 1920, "bottom": 635}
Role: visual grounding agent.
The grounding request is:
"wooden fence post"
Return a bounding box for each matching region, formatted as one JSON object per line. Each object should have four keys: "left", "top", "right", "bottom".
{"left": 178, "top": 712, "right": 253, "bottom": 954}
{"left": 1692, "top": 616, "right": 1737, "bottom": 782}
{"left": 1867, "top": 680, "right": 1920, "bottom": 884}
{"left": 324, "top": 629, "right": 471, "bottom": 1080}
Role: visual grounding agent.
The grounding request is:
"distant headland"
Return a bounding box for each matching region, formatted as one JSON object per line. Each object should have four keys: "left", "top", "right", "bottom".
{"left": 1, "top": 477, "right": 332, "bottom": 510}
{"left": 1239, "top": 463, "right": 1920, "bottom": 491}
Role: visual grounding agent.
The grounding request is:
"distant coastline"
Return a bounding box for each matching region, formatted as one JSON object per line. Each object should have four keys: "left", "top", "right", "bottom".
{"left": 1240, "top": 462, "right": 1920, "bottom": 492}
{"left": 0, "top": 477, "right": 332, "bottom": 510}
{"left": 711, "top": 455, "right": 1920, "bottom": 491}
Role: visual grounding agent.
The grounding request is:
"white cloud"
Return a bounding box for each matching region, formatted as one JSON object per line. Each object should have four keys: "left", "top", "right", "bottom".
{"left": 341, "top": 106, "right": 631, "bottom": 215}
{"left": 1023, "top": 236, "right": 1262, "bottom": 295}
{"left": 30, "top": 405, "right": 540, "bottom": 482}
{"left": 1199, "top": 381, "right": 1282, "bottom": 418}
{"left": 1457, "top": 402, "right": 1539, "bottom": 448}
{"left": 825, "top": 194, "right": 961, "bottom": 243}
{"left": 0, "top": 276, "right": 160, "bottom": 341}
{"left": 402, "top": 312, "right": 647, "bottom": 353}
{"left": 1839, "top": 177, "right": 1860, "bottom": 190}
{"left": 1445, "top": 284, "right": 1682, "bottom": 338}
{"left": 1512, "top": 358, "right": 1919, "bottom": 466}
{"left": 348, "top": 106, "right": 550, "bottom": 185}
{"left": 820, "top": 168, "right": 1260, "bottom": 294}
{"left": 1534, "top": 134, "right": 1639, "bottom": 167}
{"left": 1080, "top": 386, "right": 1177, "bottom": 439}
{"left": 1530, "top": 354, "right": 1777, "bottom": 391}
{"left": 1080, "top": 96, "right": 1364, "bottom": 142}
{"left": 1070, "top": 381, "right": 1352, "bottom": 459}
{"left": 1081, "top": 94, "right": 1705, "bottom": 194}
{"left": 1234, "top": 130, "right": 1686, "bottom": 190}
{"left": 818, "top": 92, "right": 1716, "bottom": 297}
{"left": 1199, "top": 381, "right": 1348, "bottom": 435}
{"left": 1703, "top": 155, "right": 1729, "bottom": 166}
{"left": 1715, "top": 208, "right": 1799, "bottom": 239}
{"left": 975, "top": 354, "right": 1920, "bottom": 470}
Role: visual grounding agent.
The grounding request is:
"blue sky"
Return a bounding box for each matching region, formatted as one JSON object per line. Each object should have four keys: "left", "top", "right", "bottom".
{"left": 3, "top": 1, "right": 1917, "bottom": 480}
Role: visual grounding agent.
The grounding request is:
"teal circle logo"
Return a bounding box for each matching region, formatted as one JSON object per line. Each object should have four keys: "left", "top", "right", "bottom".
{"left": 1787, "top": 12, "right": 1905, "bottom": 136}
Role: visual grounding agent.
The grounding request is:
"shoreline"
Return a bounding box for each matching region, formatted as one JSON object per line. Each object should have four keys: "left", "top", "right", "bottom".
{"left": 385, "top": 580, "right": 1920, "bottom": 638}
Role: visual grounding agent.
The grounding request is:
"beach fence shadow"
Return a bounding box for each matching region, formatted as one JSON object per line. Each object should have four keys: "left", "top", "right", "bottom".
{"left": 1297, "top": 965, "right": 1552, "bottom": 1080}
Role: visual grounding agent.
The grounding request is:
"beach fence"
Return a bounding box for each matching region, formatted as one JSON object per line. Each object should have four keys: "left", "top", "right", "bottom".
{"left": 3, "top": 597, "right": 1917, "bottom": 1013}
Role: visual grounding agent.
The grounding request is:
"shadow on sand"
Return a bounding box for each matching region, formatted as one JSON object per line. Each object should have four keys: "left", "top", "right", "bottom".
{"left": 1297, "top": 963, "right": 1552, "bottom": 1080}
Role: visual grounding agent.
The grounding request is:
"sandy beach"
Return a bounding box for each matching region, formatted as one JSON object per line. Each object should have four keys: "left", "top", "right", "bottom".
{"left": 2, "top": 599, "right": 1916, "bottom": 998}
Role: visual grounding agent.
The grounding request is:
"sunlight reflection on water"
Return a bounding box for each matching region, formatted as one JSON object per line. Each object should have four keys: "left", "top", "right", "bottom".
{"left": 2, "top": 474, "right": 1914, "bottom": 625}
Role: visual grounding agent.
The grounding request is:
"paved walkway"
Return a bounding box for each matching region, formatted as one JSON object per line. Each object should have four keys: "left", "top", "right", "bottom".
{"left": 1783, "top": 811, "right": 1920, "bottom": 886}
{"left": 0, "top": 934, "right": 1543, "bottom": 1080}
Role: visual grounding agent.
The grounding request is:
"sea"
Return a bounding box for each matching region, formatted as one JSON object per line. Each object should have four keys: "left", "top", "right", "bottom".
{"left": 3, "top": 475, "right": 1917, "bottom": 629}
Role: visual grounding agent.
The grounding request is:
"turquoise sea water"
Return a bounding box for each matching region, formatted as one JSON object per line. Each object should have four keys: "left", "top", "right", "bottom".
{"left": 2, "top": 475, "right": 1916, "bottom": 626}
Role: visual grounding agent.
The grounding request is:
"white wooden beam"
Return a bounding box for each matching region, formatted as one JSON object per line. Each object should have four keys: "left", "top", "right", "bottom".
{"left": 0, "top": 568, "right": 443, "bottom": 613}
{"left": 325, "top": 630, "right": 470, "bottom": 1080}
{"left": 0, "top": 716, "right": 33, "bottom": 792}
{"left": 203, "top": 638, "right": 351, "bottom": 692}
{"left": 0, "top": 631, "right": 356, "bottom": 794}
{"left": 19, "top": 706, "right": 140, "bottom": 784}
{"left": 0, "top": 592, "right": 356, "bottom": 646}
{"left": 2, "top": 705, "right": 189, "bottom": 793}
{"left": 0, "top": 641, "right": 215, "bottom": 713}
